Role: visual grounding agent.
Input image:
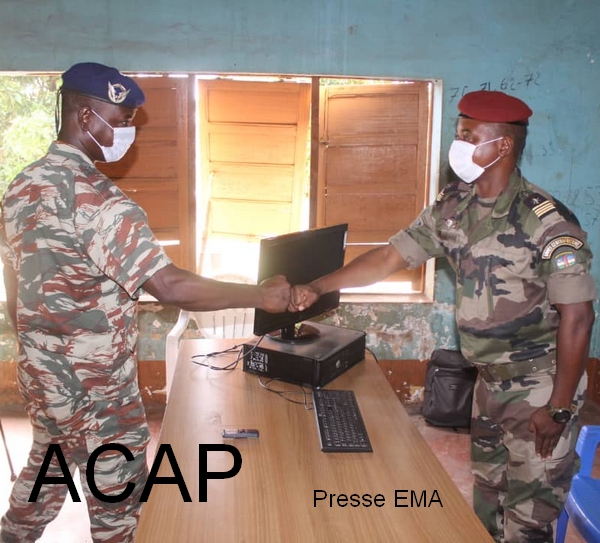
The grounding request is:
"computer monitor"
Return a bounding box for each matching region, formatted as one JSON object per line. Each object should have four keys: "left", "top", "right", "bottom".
{"left": 253, "top": 223, "right": 348, "bottom": 343}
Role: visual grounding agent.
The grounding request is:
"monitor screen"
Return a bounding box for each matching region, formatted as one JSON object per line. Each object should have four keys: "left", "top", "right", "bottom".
{"left": 253, "top": 223, "right": 348, "bottom": 342}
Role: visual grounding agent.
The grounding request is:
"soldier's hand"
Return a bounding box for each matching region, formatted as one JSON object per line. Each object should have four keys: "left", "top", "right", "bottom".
{"left": 288, "top": 284, "right": 320, "bottom": 312}
{"left": 258, "top": 275, "right": 291, "bottom": 313}
{"left": 528, "top": 407, "right": 565, "bottom": 458}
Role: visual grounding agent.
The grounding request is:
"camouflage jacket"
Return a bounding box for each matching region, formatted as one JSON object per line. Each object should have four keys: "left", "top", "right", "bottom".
{"left": 390, "top": 171, "right": 596, "bottom": 364}
{"left": 0, "top": 142, "right": 171, "bottom": 400}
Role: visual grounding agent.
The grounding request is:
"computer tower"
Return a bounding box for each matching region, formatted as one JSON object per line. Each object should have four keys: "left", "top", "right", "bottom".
{"left": 242, "top": 322, "right": 366, "bottom": 388}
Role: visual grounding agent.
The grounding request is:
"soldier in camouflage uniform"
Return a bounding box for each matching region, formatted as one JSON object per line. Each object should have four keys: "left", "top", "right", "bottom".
{"left": 0, "top": 62, "right": 291, "bottom": 543}
{"left": 290, "top": 90, "right": 596, "bottom": 543}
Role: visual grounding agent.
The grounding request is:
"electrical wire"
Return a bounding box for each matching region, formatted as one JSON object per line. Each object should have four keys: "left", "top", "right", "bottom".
{"left": 257, "top": 376, "right": 314, "bottom": 410}
{"left": 190, "top": 333, "right": 375, "bottom": 407}
{"left": 190, "top": 334, "right": 265, "bottom": 371}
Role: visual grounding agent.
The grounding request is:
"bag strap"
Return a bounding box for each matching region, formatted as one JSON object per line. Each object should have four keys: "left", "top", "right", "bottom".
{"left": 429, "top": 349, "right": 474, "bottom": 369}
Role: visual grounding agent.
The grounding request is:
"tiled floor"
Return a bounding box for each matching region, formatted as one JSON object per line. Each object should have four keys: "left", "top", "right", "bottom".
{"left": 0, "top": 401, "right": 598, "bottom": 543}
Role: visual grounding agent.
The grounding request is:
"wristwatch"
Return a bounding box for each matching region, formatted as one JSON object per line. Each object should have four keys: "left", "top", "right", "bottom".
{"left": 545, "top": 404, "right": 575, "bottom": 424}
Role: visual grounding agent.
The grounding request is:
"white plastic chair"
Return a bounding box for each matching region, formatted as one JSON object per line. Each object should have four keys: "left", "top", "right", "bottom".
{"left": 165, "top": 307, "right": 255, "bottom": 398}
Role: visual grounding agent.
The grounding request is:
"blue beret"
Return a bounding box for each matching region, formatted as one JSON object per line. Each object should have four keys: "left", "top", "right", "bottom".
{"left": 61, "top": 62, "right": 145, "bottom": 108}
{"left": 458, "top": 90, "right": 532, "bottom": 126}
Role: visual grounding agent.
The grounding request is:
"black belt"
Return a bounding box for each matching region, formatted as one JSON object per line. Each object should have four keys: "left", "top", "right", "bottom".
{"left": 474, "top": 353, "right": 556, "bottom": 383}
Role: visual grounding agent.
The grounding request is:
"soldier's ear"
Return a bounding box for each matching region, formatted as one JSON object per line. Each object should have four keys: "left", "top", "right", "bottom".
{"left": 78, "top": 107, "right": 93, "bottom": 132}
{"left": 499, "top": 136, "right": 514, "bottom": 158}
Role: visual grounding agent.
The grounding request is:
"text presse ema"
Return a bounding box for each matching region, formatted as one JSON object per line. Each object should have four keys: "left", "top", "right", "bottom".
{"left": 29, "top": 443, "right": 443, "bottom": 507}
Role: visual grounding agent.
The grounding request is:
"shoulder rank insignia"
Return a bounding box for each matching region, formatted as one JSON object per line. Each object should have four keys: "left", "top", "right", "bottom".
{"left": 541, "top": 235, "right": 584, "bottom": 260}
{"left": 435, "top": 182, "right": 467, "bottom": 203}
{"left": 435, "top": 185, "right": 452, "bottom": 202}
{"left": 524, "top": 192, "right": 556, "bottom": 219}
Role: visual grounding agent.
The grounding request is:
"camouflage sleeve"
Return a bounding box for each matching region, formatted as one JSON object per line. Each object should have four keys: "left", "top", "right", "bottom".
{"left": 539, "top": 226, "right": 597, "bottom": 305}
{"left": 388, "top": 230, "right": 431, "bottom": 269}
{"left": 0, "top": 219, "right": 17, "bottom": 270}
{"left": 76, "top": 196, "right": 171, "bottom": 299}
{"left": 544, "top": 238, "right": 597, "bottom": 304}
{"left": 548, "top": 273, "right": 597, "bottom": 304}
{"left": 389, "top": 204, "right": 445, "bottom": 269}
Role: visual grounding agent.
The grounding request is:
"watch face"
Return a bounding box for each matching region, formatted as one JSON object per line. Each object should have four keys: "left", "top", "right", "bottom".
{"left": 552, "top": 410, "right": 572, "bottom": 424}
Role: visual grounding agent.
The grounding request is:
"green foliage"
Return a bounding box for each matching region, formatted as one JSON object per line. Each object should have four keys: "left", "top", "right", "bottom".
{"left": 0, "top": 75, "right": 59, "bottom": 196}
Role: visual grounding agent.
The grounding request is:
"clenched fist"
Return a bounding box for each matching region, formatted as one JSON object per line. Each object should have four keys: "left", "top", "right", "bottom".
{"left": 288, "top": 284, "right": 320, "bottom": 312}
{"left": 258, "top": 275, "right": 292, "bottom": 313}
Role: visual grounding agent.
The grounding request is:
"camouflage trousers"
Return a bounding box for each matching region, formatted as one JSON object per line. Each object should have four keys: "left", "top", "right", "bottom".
{"left": 471, "top": 369, "right": 587, "bottom": 543}
{"left": 0, "top": 391, "right": 150, "bottom": 543}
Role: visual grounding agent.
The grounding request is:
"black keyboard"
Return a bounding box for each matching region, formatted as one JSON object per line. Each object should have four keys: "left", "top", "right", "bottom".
{"left": 312, "top": 389, "right": 373, "bottom": 453}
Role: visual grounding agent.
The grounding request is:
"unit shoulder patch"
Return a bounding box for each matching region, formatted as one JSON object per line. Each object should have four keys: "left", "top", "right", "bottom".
{"left": 541, "top": 235, "right": 584, "bottom": 260}
{"left": 552, "top": 251, "right": 577, "bottom": 270}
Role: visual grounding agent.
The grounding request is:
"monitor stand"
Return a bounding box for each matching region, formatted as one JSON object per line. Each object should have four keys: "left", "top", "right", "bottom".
{"left": 267, "top": 322, "right": 320, "bottom": 344}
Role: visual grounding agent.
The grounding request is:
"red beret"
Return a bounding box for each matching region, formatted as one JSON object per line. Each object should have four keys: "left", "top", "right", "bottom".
{"left": 457, "top": 90, "right": 532, "bottom": 125}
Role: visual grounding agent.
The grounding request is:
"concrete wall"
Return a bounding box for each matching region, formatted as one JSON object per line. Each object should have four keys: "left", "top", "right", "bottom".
{"left": 0, "top": 0, "right": 599, "bottom": 359}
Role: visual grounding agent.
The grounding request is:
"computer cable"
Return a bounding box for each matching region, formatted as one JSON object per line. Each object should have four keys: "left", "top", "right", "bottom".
{"left": 257, "top": 376, "right": 313, "bottom": 410}
{"left": 191, "top": 334, "right": 266, "bottom": 371}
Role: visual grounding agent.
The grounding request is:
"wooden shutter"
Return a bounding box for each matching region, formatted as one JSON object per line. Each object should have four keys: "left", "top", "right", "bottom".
{"left": 197, "top": 79, "right": 310, "bottom": 262}
{"left": 98, "top": 76, "right": 194, "bottom": 270}
{"left": 317, "top": 82, "right": 432, "bottom": 291}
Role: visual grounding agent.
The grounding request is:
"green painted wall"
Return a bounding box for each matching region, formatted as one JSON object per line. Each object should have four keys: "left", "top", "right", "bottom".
{"left": 0, "top": 0, "right": 598, "bottom": 359}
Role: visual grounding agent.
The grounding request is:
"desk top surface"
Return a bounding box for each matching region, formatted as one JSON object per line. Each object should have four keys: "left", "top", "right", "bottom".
{"left": 136, "top": 338, "right": 491, "bottom": 543}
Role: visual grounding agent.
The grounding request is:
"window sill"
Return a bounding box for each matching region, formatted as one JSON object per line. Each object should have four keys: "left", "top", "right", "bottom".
{"left": 340, "top": 291, "right": 433, "bottom": 304}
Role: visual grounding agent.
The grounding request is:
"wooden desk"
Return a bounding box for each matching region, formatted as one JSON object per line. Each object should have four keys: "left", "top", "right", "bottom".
{"left": 136, "top": 339, "right": 492, "bottom": 542}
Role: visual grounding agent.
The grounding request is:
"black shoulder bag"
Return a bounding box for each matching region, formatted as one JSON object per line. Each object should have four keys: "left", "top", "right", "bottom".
{"left": 422, "top": 349, "right": 478, "bottom": 429}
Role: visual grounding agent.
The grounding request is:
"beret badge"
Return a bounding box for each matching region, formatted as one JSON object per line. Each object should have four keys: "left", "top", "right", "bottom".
{"left": 108, "top": 82, "right": 131, "bottom": 104}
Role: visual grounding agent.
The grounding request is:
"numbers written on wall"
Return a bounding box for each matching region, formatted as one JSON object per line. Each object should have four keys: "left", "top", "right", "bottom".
{"left": 449, "top": 72, "right": 541, "bottom": 102}
{"left": 552, "top": 188, "right": 600, "bottom": 230}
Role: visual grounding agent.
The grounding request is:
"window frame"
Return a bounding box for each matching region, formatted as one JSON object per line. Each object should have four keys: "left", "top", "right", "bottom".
{"left": 314, "top": 77, "right": 443, "bottom": 303}
{"left": 0, "top": 72, "right": 443, "bottom": 305}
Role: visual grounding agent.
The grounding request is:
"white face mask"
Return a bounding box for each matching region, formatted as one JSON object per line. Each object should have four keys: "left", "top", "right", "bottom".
{"left": 448, "top": 137, "right": 504, "bottom": 184}
{"left": 88, "top": 110, "right": 136, "bottom": 162}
